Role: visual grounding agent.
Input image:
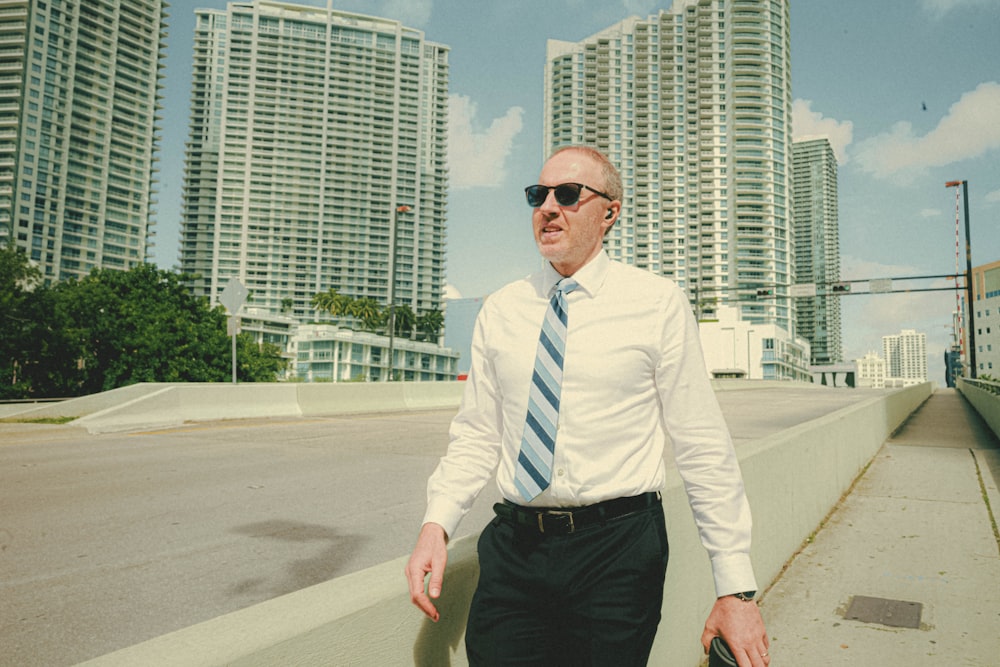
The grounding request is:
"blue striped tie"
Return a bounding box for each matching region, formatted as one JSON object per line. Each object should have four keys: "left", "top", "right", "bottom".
{"left": 515, "top": 277, "right": 579, "bottom": 502}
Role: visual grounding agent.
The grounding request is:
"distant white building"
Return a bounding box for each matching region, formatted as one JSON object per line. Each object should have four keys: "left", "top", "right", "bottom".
{"left": 1, "top": 0, "right": 166, "bottom": 277}
{"left": 543, "top": 1, "right": 795, "bottom": 332}
{"left": 699, "top": 307, "right": 811, "bottom": 382}
{"left": 882, "top": 329, "right": 927, "bottom": 385}
{"left": 180, "top": 1, "right": 450, "bottom": 322}
{"left": 291, "top": 324, "right": 458, "bottom": 383}
{"left": 856, "top": 351, "right": 886, "bottom": 389}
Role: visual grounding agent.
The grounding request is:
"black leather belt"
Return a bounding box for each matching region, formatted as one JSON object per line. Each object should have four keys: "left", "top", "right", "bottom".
{"left": 493, "top": 492, "right": 660, "bottom": 536}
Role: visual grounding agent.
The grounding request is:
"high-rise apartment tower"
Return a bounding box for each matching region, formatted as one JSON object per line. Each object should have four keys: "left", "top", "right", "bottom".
{"left": 883, "top": 329, "right": 928, "bottom": 384}
{"left": 792, "top": 137, "right": 842, "bottom": 364}
{"left": 0, "top": 0, "right": 166, "bottom": 280}
{"left": 544, "top": 0, "right": 793, "bottom": 330}
{"left": 180, "top": 1, "right": 449, "bottom": 319}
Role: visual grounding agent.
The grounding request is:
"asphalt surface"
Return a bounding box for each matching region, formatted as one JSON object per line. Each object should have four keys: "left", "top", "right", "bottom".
{"left": 0, "top": 385, "right": 945, "bottom": 666}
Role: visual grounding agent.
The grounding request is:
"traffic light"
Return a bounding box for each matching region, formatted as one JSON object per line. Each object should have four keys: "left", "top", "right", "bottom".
{"left": 756, "top": 288, "right": 774, "bottom": 297}
{"left": 831, "top": 283, "right": 851, "bottom": 293}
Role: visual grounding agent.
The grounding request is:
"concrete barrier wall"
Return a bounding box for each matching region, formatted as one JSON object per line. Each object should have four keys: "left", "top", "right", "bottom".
{"left": 78, "top": 382, "right": 932, "bottom": 667}
{"left": 10, "top": 380, "right": 774, "bottom": 433}
{"left": 4, "top": 380, "right": 767, "bottom": 428}
{"left": 957, "top": 378, "right": 1000, "bottom": 439}
{"left": 20, "top": 382, "right": 469, "bottom": 434}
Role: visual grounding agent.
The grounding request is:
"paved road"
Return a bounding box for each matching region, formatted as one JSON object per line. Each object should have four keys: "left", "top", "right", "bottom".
{"left": 0, "top": 385, "right": 885, "bottom": 666}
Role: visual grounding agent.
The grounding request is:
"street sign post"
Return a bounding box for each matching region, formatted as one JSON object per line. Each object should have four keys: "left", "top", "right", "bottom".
{"left": 219, "top": 279, "right": 248, "bottom": 384}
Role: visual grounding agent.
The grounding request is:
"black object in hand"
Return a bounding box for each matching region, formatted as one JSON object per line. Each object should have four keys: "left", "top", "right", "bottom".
{"left": 709, "top": 636, "right": 738, "bottom": 667}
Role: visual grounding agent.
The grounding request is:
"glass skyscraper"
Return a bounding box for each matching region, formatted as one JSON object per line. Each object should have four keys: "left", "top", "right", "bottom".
{"left": 544, "top": 0, "right": 793, "bottom": 331}
{"left": 792, "top": 137, "right": 842, "bottom": 365}
{"left": 0, "top": 0, "right": 166, "bottom": 280}
{"left": 180, "top": 1, "right": 449, "bottom": 321}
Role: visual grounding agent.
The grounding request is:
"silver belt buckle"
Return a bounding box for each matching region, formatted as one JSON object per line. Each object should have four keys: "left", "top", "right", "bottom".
{"left": 539, "top": 510, "right": 575, "bottom": 534}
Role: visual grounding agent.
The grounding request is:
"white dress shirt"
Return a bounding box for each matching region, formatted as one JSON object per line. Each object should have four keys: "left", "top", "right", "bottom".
{"left": 423, "top": 251, "right": 757, "bottom": 595}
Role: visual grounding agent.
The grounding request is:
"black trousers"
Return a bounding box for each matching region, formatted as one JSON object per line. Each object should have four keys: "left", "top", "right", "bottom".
{"left": 465, "top": 500, "right": 669, "bottom": 667}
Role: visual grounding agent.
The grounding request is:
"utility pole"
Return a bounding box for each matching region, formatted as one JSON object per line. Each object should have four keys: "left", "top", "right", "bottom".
{"left": 387, "top": 204, "right": 412, "bottom": 381}
{"left": 946, "top": 180, "right": 975, "bottom": 378}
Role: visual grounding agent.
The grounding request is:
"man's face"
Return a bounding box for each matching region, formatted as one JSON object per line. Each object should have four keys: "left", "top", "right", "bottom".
{"left": 532, "top": 150, "right": 620, "bottom": 277}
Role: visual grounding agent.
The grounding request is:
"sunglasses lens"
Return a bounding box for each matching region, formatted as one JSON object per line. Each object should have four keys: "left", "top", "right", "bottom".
{"left": 524, "top": 183, "right": 584, "bottom": 207}
{"left": 525, "top": 185, "right": 547, "bottom": 207}
{"left": 554, "top": 184, "right": 582, "bottom": 206}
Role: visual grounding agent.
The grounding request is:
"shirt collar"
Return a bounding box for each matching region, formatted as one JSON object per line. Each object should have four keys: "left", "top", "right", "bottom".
{"left": 541, "top": 250, "right": 609, "bottom": 298}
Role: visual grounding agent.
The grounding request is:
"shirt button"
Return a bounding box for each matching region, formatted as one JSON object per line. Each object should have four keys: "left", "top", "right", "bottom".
{"left": 556, "top": 468, "right": 565, "bottom": 477}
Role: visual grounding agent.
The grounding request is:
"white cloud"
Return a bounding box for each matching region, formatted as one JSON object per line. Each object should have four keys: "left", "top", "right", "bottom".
{"left": 985, "top": 188, "right": 1000, "bottom": 204}
{"left": 853, "top": 82, "right": 1000, "bottom": 179}
{"left": 448, "top": 95, "right": 524, "bottom": 190}
{"left": 791, "top": 99, "right": 853, "bottom": 164}
{"left": 920, "top": 208, "right": 942, "bottom": 218}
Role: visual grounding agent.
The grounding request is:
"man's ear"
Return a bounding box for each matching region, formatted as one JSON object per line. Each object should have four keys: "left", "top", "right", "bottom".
{"left": 602, "top": 201, "right": 621, "bottom": 231}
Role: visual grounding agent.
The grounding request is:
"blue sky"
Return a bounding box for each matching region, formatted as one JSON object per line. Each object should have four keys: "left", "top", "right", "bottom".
{"left": 155, "top": 0, "right": 1000, "bottom": 380}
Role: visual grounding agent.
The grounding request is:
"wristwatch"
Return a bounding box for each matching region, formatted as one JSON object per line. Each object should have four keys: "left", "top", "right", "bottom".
{"left": 730, "top": 590, "right": 756, "bottom": 602}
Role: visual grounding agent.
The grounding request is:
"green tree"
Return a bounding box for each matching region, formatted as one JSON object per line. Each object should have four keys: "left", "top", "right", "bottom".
{"left": 310, "top": 288, "right": 351, "bottom": 318}
{"left": 391, "top": 304, "right": 416, "bottom": 338}
{"left": 415, "top": 309, "right": 444, "bottom": 342}
{"left": 349, "top": 297, "right": 383, "bottom": 332}
{"left": 18, "top": 265, "right": 286, "bottom": 397}
{"left": 235, "top": 334, "right": 288, "bottom": 382}
{"left": 0, "top": 243, "right": 43, "bottom": 398}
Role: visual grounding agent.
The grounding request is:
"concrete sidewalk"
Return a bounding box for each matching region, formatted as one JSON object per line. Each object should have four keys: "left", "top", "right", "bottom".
{"left": 760, "top": 389, "right": 1000, "bottom": 666}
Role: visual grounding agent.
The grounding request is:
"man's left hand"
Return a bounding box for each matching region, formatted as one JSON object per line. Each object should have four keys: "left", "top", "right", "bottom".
{"left": 701, "top": 595, "right": 770, "bottom": 667}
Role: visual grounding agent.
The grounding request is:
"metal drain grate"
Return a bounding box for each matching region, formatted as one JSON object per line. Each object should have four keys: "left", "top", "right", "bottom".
{"left": 844, "top": 595, "right": 923, "bottom": 629}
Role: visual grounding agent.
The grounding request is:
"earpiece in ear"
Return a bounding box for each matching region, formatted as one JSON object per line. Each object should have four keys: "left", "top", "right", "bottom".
{"left": 605, "top": 209, "right": 614, "bottom": 220}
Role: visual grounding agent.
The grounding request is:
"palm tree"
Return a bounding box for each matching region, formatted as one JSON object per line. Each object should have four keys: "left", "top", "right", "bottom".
{"left": 310, "top": 288, "right": 351, "bottom": 319}
{"left": 415, "top": 309, "right": 444, "bottom": 342}
{"left": 391, "top": 304, "right": 416, "bottom": 338}
{"left": 349, "top": 297, "right": 383, "bottom": 332}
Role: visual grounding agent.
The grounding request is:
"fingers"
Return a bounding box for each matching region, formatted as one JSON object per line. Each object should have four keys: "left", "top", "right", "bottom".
{"left": 427, "top": 553, "right": 445, "bottom": 600}
{"left": 703, "top": 596, "right": 770, "bottom": 666}
{"left": 405, "top": 559, "right": 440, "bottom": 621}
{"left": 733, "top": 635, "right": 770, "bottom": 667}
{"left": 404, "top": 522, "right": 449, "bottom": 622}
{"left": 739, "top": 644, "right": 770, "bottom": 667}
{"left": 699, "top": 627, "right": 714, "bottom": 653}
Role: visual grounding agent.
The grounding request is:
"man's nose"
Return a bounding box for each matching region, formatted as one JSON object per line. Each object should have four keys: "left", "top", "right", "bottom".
{"left": 538, "top": 188, "right": 561, "bottom": 212}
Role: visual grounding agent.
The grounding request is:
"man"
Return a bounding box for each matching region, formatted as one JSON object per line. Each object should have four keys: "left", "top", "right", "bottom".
{"left": 405, "top": 146, "right": 769, "bottom": 666}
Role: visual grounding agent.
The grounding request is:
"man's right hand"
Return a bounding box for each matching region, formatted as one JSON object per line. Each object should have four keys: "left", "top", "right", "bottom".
{"left": 404, "top": 522, "right": 449, "bottom": 622}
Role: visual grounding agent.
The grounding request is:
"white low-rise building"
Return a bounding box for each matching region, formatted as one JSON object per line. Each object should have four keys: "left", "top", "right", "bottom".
{"left": 291, "top": 324, "right": 458, "bottom": 383}
{"left": 698, "top": 307, "right": 811, "bottom": 382}
{"left": 856, "top": 352, "right": 887, "bottom": 389}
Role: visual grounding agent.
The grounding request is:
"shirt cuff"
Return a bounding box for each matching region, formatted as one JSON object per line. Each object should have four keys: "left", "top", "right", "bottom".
{"left": 422, "top": 495, "right": 468, "bottom": 540}
{"left": 711, "top": 552, "right": 758, "bottom": 598}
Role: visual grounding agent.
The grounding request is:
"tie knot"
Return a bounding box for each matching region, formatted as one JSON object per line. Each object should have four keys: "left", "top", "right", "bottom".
{"left": 554, "top": 278, "right": 579, "bottom": 297}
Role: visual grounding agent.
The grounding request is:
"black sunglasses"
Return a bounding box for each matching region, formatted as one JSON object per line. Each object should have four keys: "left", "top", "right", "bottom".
{"left": 524, "top": 182, "right": 613, "bottom": 208}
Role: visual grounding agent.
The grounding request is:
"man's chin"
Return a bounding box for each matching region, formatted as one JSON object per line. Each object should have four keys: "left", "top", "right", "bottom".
{"left": 536, "top": 241, "right": 564, "bottom": 262}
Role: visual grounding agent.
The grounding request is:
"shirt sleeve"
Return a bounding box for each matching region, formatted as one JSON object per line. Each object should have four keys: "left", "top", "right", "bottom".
{"left": 655, "top": 286, "right": 758, "bottom": 597}
{"left": 422, "top": 305, "right": 504, "bottom": 538}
